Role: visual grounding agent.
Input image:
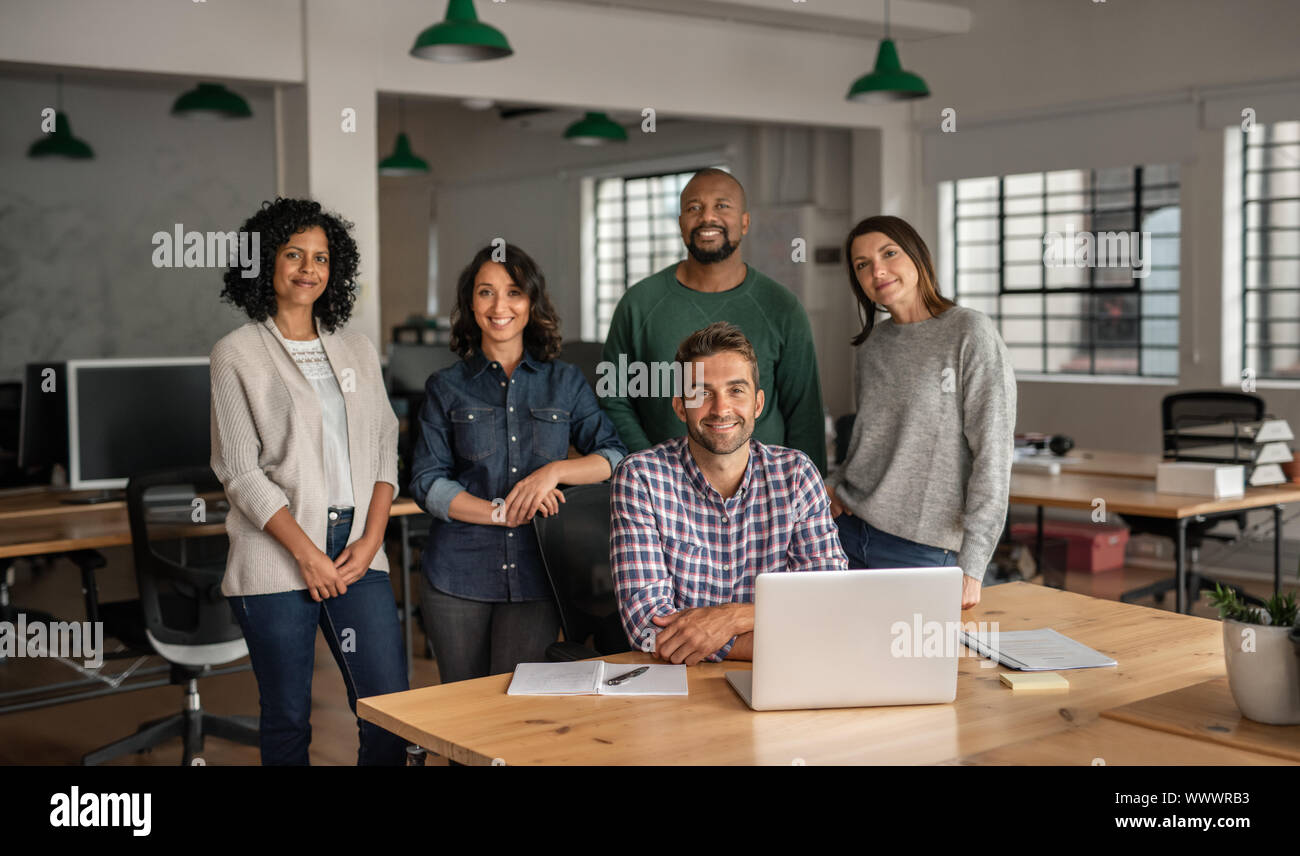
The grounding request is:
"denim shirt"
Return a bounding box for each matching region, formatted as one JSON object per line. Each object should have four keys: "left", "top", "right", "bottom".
{"left": 409, "top": 350, "right": 626, "bottom": 601}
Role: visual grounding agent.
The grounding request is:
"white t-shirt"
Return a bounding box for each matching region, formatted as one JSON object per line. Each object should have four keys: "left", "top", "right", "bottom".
{"left": 281, "top": 336, "right": 355, "bottom": 509}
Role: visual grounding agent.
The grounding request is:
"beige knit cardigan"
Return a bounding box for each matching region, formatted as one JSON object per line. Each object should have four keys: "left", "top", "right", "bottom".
{"left": 210, "top": 318, "right": 399, "bottom": 596}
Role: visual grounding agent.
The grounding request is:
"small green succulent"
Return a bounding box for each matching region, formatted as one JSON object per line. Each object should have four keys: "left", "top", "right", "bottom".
{"left": 1209, "top": 583, "right": 1298, "bottom": 627}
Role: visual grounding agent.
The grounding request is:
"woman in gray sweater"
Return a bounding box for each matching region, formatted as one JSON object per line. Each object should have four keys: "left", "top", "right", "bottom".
{"left": 211, "top": 198, "right": 407, "bottom": 765}
{"left": 825, "top": 215, "right": 1016, "bottom": 609}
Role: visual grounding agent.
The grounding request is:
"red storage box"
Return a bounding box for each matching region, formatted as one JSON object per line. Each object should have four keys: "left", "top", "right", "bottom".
{"left": 1009, "top": 521, "right": 1129, "bottom": 573}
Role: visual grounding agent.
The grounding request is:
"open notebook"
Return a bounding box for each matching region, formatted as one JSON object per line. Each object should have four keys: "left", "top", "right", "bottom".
{"left": 507, "top": 661, "right": 688, "bottom": 696}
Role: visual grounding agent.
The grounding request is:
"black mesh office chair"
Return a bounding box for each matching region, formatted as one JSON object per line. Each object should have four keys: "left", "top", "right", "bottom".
{"left": 834, "top": 413, "right": 857, "bottom": 466}
{"left": 557, "top": 341, "right": 607, "bottom": 394}
{"left": 1120, "top": 391, "right": 1266, "bottom": 607}
{"left": 533, "top": 483, "right": 632, "bottom": 661}
{"left": 83, "top": 467, "right": 258, "bottom": 765}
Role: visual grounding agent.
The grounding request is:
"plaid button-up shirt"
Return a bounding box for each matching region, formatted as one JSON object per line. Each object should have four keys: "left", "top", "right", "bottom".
{"left": 611, "top": 437, "right": 848, "bottom": 661}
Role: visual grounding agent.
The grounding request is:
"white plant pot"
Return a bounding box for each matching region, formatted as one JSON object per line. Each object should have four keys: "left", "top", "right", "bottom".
{"left": 1222, "top": 618, "right": 1300, "bottom": 725}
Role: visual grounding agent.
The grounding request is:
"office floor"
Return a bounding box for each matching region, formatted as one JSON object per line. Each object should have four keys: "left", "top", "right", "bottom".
{"left": 0, "top": 548, "right": 1293, "bottom": 765}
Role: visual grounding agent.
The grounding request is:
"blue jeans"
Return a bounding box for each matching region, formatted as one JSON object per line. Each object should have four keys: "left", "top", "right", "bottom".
{"left": 834, "top": 514, "right": 956, "bottom": 569}
{"left": 231, "top": 509, "right": 409, "bottom": 766}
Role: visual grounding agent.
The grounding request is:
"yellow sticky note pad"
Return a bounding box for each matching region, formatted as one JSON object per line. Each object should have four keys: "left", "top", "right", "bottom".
{"left": 1000, "top": 671, "right": 1069, "bottom": 691}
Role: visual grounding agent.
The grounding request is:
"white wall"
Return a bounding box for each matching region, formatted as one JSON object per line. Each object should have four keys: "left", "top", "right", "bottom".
{"left": 0, "top": 70, "right": 275, "bottom": 380}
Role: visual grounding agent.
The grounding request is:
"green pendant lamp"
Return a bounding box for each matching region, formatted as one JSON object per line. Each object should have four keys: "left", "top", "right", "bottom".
{"left": 847, "top": 0, "right": 929, "bottom": 103}
{"left": 410, "top": 0, "right": 513, "bottom": 62}
{"left": 563, "top": 112, "right": 627, "bottom": 146}
{"left": 171, "top": 82, "right": 253, "bottom": 118}
{"left": 379, "top": 99, "right": 430, "bottom": 176}
{"left": 28, "top": 75, "right": 94, "bottom": 159}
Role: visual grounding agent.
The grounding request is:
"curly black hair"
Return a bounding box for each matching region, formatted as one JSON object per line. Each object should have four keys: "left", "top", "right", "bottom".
{"left": 220, "top": 197, "right": 359, "bottom": 332}
{"left": 449, "top": 243, "right": 563, "bottom": 361}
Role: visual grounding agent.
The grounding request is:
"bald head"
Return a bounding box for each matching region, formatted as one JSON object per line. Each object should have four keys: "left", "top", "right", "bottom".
{"left": 681, "top": 169, "right": 747, "bottom": 214}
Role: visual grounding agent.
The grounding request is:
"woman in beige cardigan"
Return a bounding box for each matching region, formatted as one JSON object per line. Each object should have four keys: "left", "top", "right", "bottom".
{"left": 211, "top": 198, "right": 407, "bottom": 765}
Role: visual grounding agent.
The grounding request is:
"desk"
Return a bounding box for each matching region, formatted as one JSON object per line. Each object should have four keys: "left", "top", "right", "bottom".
{"left": 357, "top": 582, "right": 1227, "bottom": 765}
{"left": 1009, "top": 471, "right": 1300, "bottom": 613}
{"left": 0, "top": 488, "right": 427, "bottom": 710}
{"left": 954, "top": 677, "right": 1300, "bottom": 765}
{"left": 1055, "top": 448, "right": 1162, "bottom": 479}
{"left": 951, "top": 717, "right": 1295, "bottom": 765}
{"left": 1101, "top": 676, "right": 1300, "bottom": 762}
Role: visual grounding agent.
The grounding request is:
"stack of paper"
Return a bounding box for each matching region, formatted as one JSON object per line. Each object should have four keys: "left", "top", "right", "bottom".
{"left": 959, "top": 628, "right": 1117, "bottom": 671}
{"left": 1165, "top": 417, "right": 1294, "bottom": 486}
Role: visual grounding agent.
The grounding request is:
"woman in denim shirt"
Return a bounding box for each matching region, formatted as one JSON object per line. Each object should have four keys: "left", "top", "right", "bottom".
{"left": 409, "top": 243, "right": 626, "bottom": 683}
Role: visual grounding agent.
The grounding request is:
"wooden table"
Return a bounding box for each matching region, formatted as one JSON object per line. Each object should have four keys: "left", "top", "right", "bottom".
{"left": 950, "top": 717, "right": 1295, "bottom": 765}
{"left": 1009, "top": 470, "right": 1300, "bottom": 613}
{"left": 1055, "top": 448, "right": 1162, "bottom": 479}
{"left": 1015, "top": 448, "right": 1163, "bottom": 480}
{"left": 0, "top": 487, "right": 428, "bottom": 709}
{"left": 357, "top": 582, "right": 1230, "bottom": 765}
{"left": 955, "top": 677, "right": 1300, "bottom": 765}
{"left": 1101, "top": 676, "right": 1300, "bottom": 762}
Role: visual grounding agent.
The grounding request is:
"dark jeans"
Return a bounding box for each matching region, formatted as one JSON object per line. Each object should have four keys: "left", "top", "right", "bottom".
{"left": 420, "top": 575, "right": 559, "bottom": 684}
{"left": 834, "top": 514, "right": 957, "bottom": 570}
{"left": 231, "top": 509, "right": 409, "bottom": 766}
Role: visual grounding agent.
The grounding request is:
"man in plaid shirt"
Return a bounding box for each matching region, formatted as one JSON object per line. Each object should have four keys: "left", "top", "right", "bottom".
{"left": 611, "top": 322, "right": 847, "bottom": 665}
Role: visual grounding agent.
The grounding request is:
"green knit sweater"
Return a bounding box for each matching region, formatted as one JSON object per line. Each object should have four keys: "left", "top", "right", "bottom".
{"left": 599, "top": 263, "right": 827, "bottom": 474}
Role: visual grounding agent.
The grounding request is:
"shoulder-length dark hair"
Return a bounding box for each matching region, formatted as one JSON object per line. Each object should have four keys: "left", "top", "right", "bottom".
{"left": 449, "top": 243, "right": 563, "bottom": 361}
{"left": 220, "top": 197, "right": 359, "bottom": 333}
{"left": 844, "top": 215, "right": 954, "bottom": 346}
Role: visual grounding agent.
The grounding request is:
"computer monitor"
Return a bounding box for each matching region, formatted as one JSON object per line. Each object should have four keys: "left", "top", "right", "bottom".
{"left": 386, "top": 342, "right": 459, "bottom": 395}
{"left": 65, "top": 358, "right": 211, "bottom": 492}
{"left": 18, "top": 362, "right": 68, "bottom": 473}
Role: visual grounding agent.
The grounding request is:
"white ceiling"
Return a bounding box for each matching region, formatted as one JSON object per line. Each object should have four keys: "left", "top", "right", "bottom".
{"left": 545, "top": 0, "right": 972, "bottom": 41}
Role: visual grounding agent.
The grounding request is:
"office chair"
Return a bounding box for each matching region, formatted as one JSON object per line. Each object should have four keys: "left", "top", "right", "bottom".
{"left": 557, "top": 341, "right": 608, "bottom": 394}
{"left": 834, "top": 413, "right": 857, "bottom": 466}
{"left": 82, "top": 467, "right": 259, "bottom": 765}
{"left": 1120, "top": 391, "right": 1267, "bottom": 608}
{"left": 533, "top": 483, "right": 632, "bottom": 661}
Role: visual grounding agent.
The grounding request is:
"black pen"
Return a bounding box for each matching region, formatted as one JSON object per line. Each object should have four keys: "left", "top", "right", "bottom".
{"left": 605, "top": 666, "right": 649, "bottom": 686}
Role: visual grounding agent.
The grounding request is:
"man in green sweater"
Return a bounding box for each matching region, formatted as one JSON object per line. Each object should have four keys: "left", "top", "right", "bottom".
{"left": 599, "top": 169, "right": 828, "bottom": 474}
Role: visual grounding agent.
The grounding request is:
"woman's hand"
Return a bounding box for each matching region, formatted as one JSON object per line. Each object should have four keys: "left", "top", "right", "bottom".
{"left": 961, "top": 574, "right": 982, "bottom": 610}
{"left": 299, "top": 548, "right": 348, "bottom": 601}
{"left": 502, "top": 463, "right": 562, "bottom": 527}
{"left": 827, "top": 482, "right": 849, "bottom": 518}
{"left": 334, "top": 534, "right": 383, "bottom": 585}
{"left": 534, "top": 488, "right": 567, "bottom": 518}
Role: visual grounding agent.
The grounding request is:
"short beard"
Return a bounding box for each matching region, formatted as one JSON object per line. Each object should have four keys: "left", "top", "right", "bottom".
{"left": 686, "top": 232, "right": 740, "bottom": 264}
{"left": 686, "top": 418, "right": 752, "bottom": 456}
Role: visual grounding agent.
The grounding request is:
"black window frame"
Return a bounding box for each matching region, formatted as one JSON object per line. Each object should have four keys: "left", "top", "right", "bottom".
{"left": 949, "top": 166, "right": 1181, "bottom": 378}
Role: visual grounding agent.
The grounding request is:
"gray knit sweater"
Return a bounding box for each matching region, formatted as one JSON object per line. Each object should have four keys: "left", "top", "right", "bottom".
{"left": 210, "top": 318, "right": 400, "bottom": 596}
{"left": 827, "top": 306, "right": 1016, "bottom": 581}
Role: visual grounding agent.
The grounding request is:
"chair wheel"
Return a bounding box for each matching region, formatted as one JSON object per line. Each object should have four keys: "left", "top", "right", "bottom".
{"left": 1153, "top": 592, "right": 1165, "bottom": 604}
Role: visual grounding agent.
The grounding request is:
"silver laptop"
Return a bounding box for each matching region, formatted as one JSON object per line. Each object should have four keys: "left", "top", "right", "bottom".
{"left": 725, "top": 567, "right": 963, "bottom": 711}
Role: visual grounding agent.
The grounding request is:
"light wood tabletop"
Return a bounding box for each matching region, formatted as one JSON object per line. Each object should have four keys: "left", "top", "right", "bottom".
{"left": 1101, "top": 676, "right": 1300, "bottom": 762}
{"left": 1009, "top": 471, "right": 1300, "bottom": 519}
{"left": 950, "top": 716, "right": 1296, "bottom": 765}
{"left": 357, "top": 581, "right": 1230, "bottom": 765}
{"left": 0, "top": 488, "right": 424, "bottom": 559}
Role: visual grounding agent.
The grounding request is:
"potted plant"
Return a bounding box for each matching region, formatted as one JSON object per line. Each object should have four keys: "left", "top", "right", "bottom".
{"left": 1209, "top": 584, "right": 1300, "bottom": 725}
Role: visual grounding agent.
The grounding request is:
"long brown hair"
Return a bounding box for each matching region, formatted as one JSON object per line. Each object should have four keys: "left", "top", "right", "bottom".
{"left": 844, "top": 215, "right": 954, "bottom": 346}
{"left": 449, "top": 242, "right": 563, "bottom": 361}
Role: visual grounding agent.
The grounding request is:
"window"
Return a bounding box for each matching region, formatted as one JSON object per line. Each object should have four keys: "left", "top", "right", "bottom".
{"left": 942, "top": 166, "right": 1181, "bottom": 378}
{"left": 590, "top": 167, "right": 724, "bottom": 341}
{"left": 1241, "top": 121, "right": 1300, "bottom": 380}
